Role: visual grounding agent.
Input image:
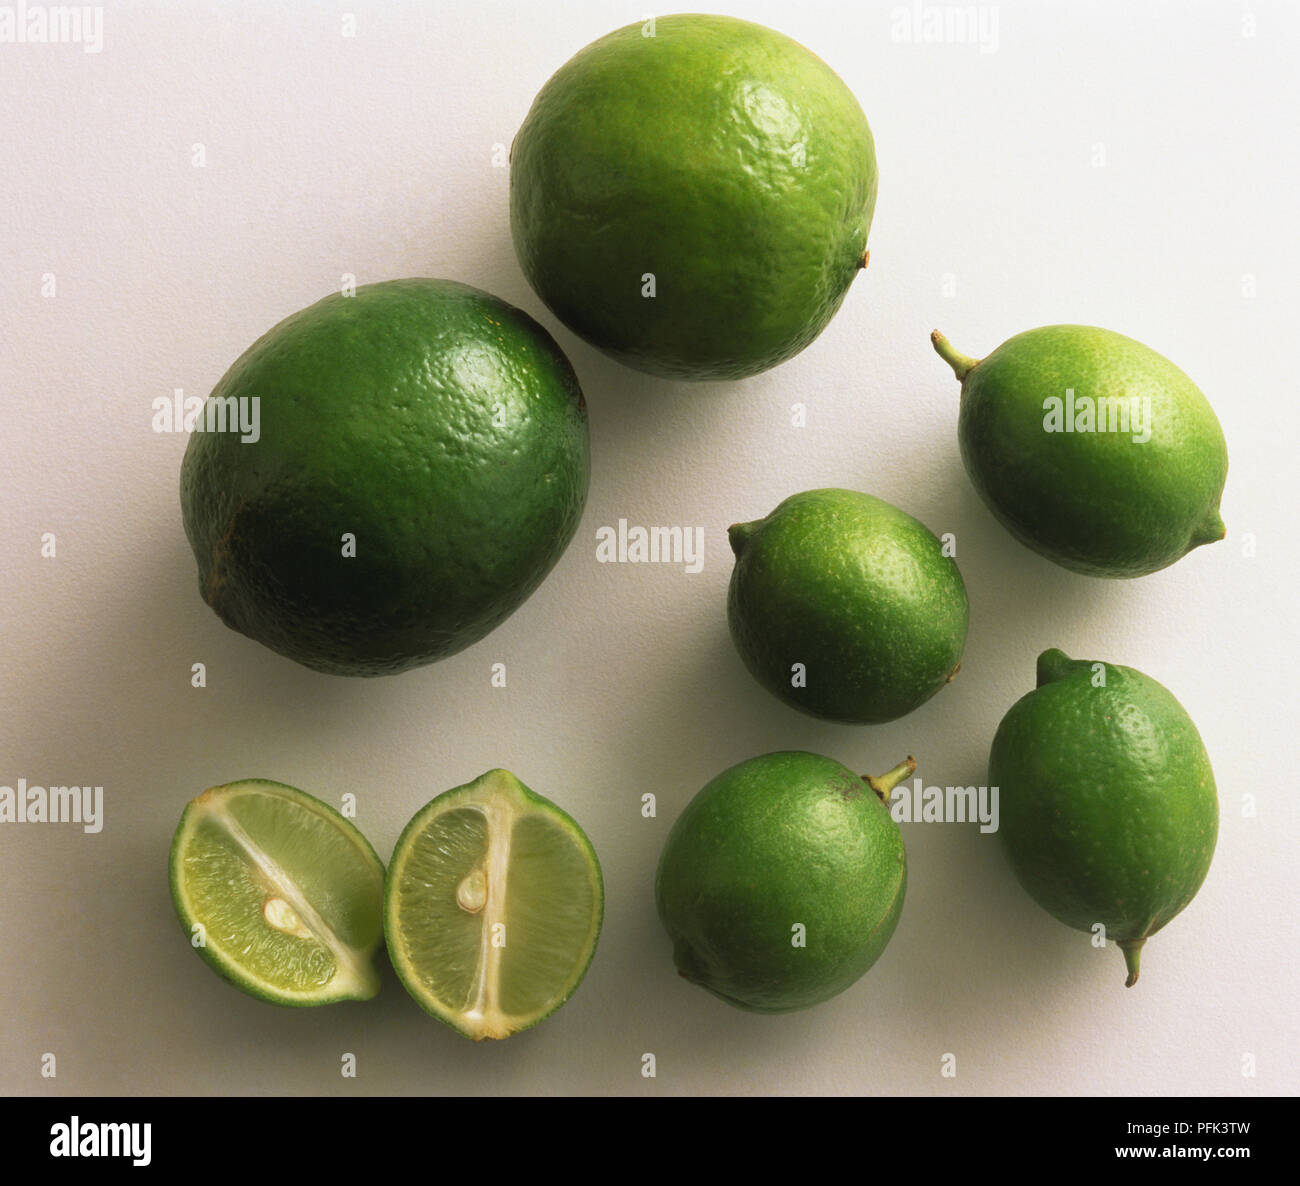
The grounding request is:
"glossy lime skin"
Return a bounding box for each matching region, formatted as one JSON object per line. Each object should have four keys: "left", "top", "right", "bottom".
{"left": 953, "top": 325, "right": 1228, "bottom": 577}
{"left": 728, "top": 489, "right": 968, "bottom": 723}
{"left": 655, "top": 752, "right": 907, "bottom": 1013}
{"left": 510, "top": 14, "right": 877, "bottom": 380}
{"left": 181, "top": 279, "right": 590, "bottom": 676}
{"left": 991, "top": 650, "right": 1218, "bottom": 974}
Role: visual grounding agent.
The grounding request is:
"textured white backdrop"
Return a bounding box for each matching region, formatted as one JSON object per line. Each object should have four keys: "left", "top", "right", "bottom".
{"left": 2, "top": 0, "right": 1297, "bottom": 1096}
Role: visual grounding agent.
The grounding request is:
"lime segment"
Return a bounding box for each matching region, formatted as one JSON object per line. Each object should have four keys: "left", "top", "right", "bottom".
{"left": 385, "top": 769, "right": 603, "bottom": 1040}
{"left": 170, "top": 780, "right": 385, "bottom": 1006}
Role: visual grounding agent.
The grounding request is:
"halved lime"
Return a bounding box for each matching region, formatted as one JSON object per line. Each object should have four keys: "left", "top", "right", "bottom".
{"left": 384, "top": 769, "right": 603, "bottom": 1040}
{"left": 169, "top": 779, "right": 385, "bottom": 1006}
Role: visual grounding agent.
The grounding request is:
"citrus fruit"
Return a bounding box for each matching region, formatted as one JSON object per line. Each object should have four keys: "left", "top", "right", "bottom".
{"left": 727, "top": 489, "right": 968, "bottom": 723}
{"left": 933, "top": 325, "right": 1228, "bottom": 577}
{"left": 655, "top": 751, "right": 913, "bottom": 1012}
{"left": 509, "top": 14, "right": 877, "bottom": 379}
{"left": 169, "top": 779, "right": 385, "bottom": 1006}
{"left": 384, "top": 769, "right": 603, "bottom": 1040}
{"left": 180, "top": 278, "right": 590, "bottom": 676}
{"left": 991, "top": 649, "right": 1219, "bottom": 986}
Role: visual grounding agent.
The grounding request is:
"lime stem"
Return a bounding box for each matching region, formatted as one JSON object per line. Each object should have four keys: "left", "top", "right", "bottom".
{"left": 863, "top": 757, "right": 917, "bottom": 803}
{"left": 930, "top": 330, "right": 980, "bottom": 381}
{"left": 1120, "top": 939, "right": 1145, "bottom": 987}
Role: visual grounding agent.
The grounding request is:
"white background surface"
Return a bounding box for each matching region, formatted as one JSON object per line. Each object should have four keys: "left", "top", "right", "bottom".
{"left": 2, "top": 0, "right": 1297, "bottom": 1096}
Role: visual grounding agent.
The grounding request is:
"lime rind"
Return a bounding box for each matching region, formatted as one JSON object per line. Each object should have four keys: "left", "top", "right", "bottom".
{"left": 169, "top": 779, "right": 385, "bottom": 1007}
{"left": 384, "top": 769, "right": 603, "bottom": 1040}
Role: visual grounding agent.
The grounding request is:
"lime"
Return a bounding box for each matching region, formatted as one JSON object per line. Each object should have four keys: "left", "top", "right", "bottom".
{"left": 169, "top": 779, "right": 385, "bottom": 1006}
{"left": 933, "top": 325, "right": 1228, "bottom": 577}
{"left": 656, "top": 751, "right": 913, "bottom": 1013}
{"left": 384, "top": 769, "right": 603, "bottom": 1040}
{"left": 991, "top": 649, "right": 1219, "bottom": 986}
{"left": 180, "top": 278, "right": 590, "bottom": 676}
{"left": 510, "top": 14, "right": 877, "bottom": 379}
{"left": 728, "top": 489, "right": 968, "bottom": 723}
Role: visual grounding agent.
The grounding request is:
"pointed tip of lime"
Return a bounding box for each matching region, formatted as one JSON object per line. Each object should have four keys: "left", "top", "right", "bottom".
{"left": 467, "top": 768, "right": 530, "bottom": 802}
{"left": 1036, "top": 648, "right": 1075, "bottom": 687}
{"left": 1189, "top": 509, "right": 1227, "bottom": 549}
{"left": 672, "top": 941, "right": 704, "bottom": 985}
{"left": 728, "top": 521, "right": 756, "bottom": 556}
{"left": 1120, "top": 939, "right": 1145, "bottom": 987}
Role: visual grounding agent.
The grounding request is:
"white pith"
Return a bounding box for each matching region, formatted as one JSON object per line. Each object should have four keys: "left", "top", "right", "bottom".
{"left": 460, "top": 790, "right": 515, "bottom": 1039}
{"left": 183, "top": 789, "right": 377, "bottom": 999}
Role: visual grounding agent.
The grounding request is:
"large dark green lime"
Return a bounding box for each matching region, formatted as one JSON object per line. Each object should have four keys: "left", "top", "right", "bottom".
{"left": 180, "top": 279, "right": 590, "bottom": 676}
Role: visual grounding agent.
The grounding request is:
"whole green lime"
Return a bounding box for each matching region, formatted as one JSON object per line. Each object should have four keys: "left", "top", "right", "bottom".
{"left": 727, "top": 489, "right": 968, "bottom": 723}
{"left": 933, "top": 325, "right": 1228, "bottom": 577}
{"left": 991, "top": 649, "right": 1219, "bottom": 986}
{"left": 509, "top": 14, "right": 877, "bottom": 380}
{"left": 656, "top": 751, "right": 912, "bottom": 1013}
{"left": 180, "top": 279, "right": 589, "bottom": 676}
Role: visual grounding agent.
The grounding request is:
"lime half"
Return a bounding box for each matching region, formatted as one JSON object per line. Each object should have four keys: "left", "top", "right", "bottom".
{"left": 385, "top": 769, "right": 603, "bottom": 1040}
{"left": 169, "top": 779, "right": 385, "bottom": 1006}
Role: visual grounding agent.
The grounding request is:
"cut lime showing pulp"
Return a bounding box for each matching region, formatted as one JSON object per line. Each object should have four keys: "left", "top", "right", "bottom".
{"left": 169, "top": 779, "right": 385, "bottom": 1006}
{"left": 384, "top": 769, "right": 603, "bottom": 1040}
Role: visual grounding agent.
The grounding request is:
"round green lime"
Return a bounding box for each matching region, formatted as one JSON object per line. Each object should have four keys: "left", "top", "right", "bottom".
{"left": 180, "top": 278, "right": 590, "bottom": 676}
{"left": 510, "top": 14, "right": 877, "bottom": 379}
{"left": 656, "top": 751, "right": 912, "bottom": 1013}
{"left": 728, "top": 489, "right": 968, "bottom": 723}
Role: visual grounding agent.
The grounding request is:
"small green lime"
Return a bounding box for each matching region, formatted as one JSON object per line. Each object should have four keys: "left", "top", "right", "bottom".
{"left": 933, "top": 325, "right": 1228, "bottom": 577}
{"left": 510, "top": 14, "right": 877, "bottom": 379}
{"left": 384, "top": 769, "right": 603, "bottom": 1040}
{"left": 180, "top": 278, "right": 590, "bottom": 676}
{"left": 727, "top": 489, "right": 968, "bottom": 723}
{"left": 991, "top": 649, "right": 1219, "bottom": 986}
{"left": 169, "top": 779, "right": 385, "bottom": 1006}
{"left": 656, "top": 751, "right": 912, "bottom": 1013}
